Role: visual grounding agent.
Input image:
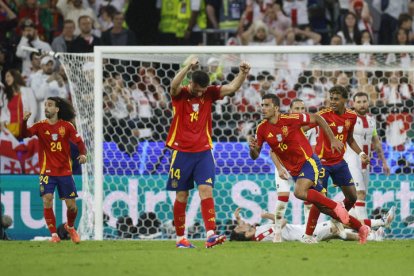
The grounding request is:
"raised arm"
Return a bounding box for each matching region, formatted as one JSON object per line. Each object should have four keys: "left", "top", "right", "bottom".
{"left": 220, "top": 61, "right": 250, "bottom": 97}
{"left": 309, "top": 113, "right": 343, "bottom": 153}
{"left": 170, "top": 56, "right": 199, "bottom": 97}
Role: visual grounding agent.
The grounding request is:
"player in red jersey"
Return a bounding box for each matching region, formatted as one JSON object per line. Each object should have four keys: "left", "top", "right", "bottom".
{"left": 249, "top": 94, "right": 360, "bottom": 241}
{"left": 22, "top": 97, "right": 86, "bottom": 243}
{"left": 166, "top": 56, "right": 251, "bottom": 248}
{"left": 304, "top": 85, "right": 371, "bottom": 243}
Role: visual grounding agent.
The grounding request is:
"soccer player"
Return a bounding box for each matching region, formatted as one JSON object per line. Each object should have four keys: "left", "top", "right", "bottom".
{"left": 304, "top": 85, "right": 371, "bottom": 243}
{"left": 344, "top": 92, "right": 390, "bottom": 219}
{"left": 166, "top": 56, "right": 251, "bottom": 248}
{"left": 22, "top": 97, "right": 87, "bottom": 243}
{"left": 271, "top": 98, "right": 317, "bottom": 242}
{"left": 230, "top": 207, "right": 395, "bottom": 242}
{"left": 249, "top": 94, "right": 370, "bottom": 243}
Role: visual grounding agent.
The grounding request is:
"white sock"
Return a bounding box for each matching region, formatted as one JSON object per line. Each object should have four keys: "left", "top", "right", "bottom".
{"left": 206, "top": 230, "right": 215, "bottom": 238}
{"left": 274, "top": 200, "right": 288, "bottom": 228}
{"left": 355, "top": 200, "right": 368, "bottom": 219}
{"left": 348, "top": 207, "right": 358, "bottom": 218}
{"left": 370, "top": 219, "right": 384, "bottom": 228}
{"left": 303, "top": 203, "right": 312, "bottom": 224}
{"left": 176, "top": 235, "right": 184, "bottom": 242}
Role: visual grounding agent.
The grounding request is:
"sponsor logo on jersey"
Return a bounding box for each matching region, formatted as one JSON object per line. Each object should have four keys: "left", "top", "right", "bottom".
{"left": 299, "top": 172, "right": 305, "bottom": 177}
{"left": 205, "top": 178, "right": 213, "bottom": 184}
{"left": 267, "top": 132, "right": 274, "bottom": 138}
{"left": 45, "top": 130, "right": 50, "bottom": 135}
{"left": 329, "top": 122, "right": 336, "bottom": 127}
{"left": 70, "top": 192, "right": 76, "bottom": 197}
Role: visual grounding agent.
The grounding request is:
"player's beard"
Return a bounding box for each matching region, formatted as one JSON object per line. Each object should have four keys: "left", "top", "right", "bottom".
{"left": 356, "top": 108, "right": 367, "bottom": 116}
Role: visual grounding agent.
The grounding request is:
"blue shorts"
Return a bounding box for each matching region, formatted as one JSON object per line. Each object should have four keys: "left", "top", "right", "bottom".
{"left": 166, "top": 150, "right": 215, "bottom": 191}
{"left": 292, "top": 154, "right": 325, "bottom": 193}
{"left": 39, "top": 175, "right": 78, "bottom": 199}
{"left": 319, "top": 160, "right": 355, "bottom": 189}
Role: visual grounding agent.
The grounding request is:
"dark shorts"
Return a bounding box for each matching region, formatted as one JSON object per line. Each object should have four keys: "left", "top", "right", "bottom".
{"left": 166, "top": 150, "right": 215, "bottom": 191}
{"left": 39, "top": 175, "right": 78, "bottom": 199}
{"left": 292, "top": 154, "right": 325, "bottom": 193}
{"left": 319, "top": 160, "right": 355, "bottom": 189}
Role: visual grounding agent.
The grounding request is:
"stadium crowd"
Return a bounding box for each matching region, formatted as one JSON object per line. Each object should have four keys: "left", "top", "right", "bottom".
{"left": 0, "top": 0, "right": 414, "bottom": 174}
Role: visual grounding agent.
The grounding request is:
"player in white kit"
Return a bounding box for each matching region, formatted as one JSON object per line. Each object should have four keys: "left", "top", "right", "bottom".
{"left": 271, "top": 99, "right": 317, "bottom": 242}
{"left": 344, "top": 92, "right": 390, "bottom": 219}
{"left": 230, "top": 207, "right": 395, "bottom": 242}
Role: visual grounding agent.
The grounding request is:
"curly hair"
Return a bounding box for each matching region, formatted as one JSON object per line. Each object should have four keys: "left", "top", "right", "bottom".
{"left": 47, "top": 97, "right": 76, "bottom": 122}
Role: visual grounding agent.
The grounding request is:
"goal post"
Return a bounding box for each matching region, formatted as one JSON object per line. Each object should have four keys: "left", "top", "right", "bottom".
{"left": 57, "top": 46, "right": 414, "bottom": 240}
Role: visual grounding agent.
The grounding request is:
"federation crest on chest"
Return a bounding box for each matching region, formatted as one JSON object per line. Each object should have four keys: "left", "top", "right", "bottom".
{"left": 337, "top": 126, "right": 344, "bottom": 133}
{"left": 59, "top": 126, "right": 66, "bottom": 137}
{"left": 51, "top": 133, "right": 58, "bottom": 141}
{"left": 276, "top": 134, "right": 283, "bottom": 142}
{"left": 344, "top": 119, "right": 351, "bottom": 130}
{"left": 282, "top": 126, "right": 288, "bottom": 137}
{"left": 192, "top": 103, "right": 199, "bottom": 112}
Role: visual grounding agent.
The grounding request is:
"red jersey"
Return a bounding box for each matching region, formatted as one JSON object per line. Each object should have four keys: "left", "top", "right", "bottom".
{"left": 166, "top": 85, "right": 221, "bottom": 152}
{"left": 23, "top": 120, "right": 87, "bottom": 176}
{"left": 256, "top": 113, "right": 314, "bottom": 176}
{"left": 314, "top": 108, "right": 357, "bottom": 166}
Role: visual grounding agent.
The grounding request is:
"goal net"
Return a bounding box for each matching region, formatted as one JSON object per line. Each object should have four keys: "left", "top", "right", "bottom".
{"left": 57, "top": 46, "right": 414, "bottom": 240}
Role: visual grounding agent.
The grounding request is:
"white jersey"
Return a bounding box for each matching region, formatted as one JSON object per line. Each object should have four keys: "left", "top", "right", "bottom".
{"left": 275, "top": 128, "right": 317, "bottom": 192}
{"left": 254, "top": 221, "right": 333, "bottom": 242}
{"left": 344, "top": 114, "right": 376, "bottom": 190}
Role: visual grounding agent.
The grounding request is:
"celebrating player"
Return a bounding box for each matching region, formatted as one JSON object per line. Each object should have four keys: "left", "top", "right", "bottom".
{"left": 304, "top": 85, "right": 371, "bottom": 243}
{"left": 270, "top": 99, "right": 317, "bottom": 242}
{"left": 248, "top": 94, "right": 369, "bottom": 243}
{"left": 166, "top": 56, "right": 251, "bottom": 248}
{"left": 22, "top": 97, "right": 87, "bottom": 243}
{"left": 344, "top": 92, "right": 390, "bottom": 219}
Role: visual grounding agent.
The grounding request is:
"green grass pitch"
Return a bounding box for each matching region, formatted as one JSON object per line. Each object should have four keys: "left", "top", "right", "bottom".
{"left": 0, "top": 240, "right": 413, "bottom": 276}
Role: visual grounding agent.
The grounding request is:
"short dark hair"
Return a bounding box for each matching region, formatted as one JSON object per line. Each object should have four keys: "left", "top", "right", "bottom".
{"left": 191, "top": 70, "right": 210, "bottom": 87}
{"left": 230, "top": 230, "right": 252, "bottom": 241}
{"left": 262, "top": 93, "right": 280, "bottom": 107}
{"left": 353, "top": 92, "right": 369, "bottom": 101}
{"left": 329, "top": 85, "right": 349, "bottom": 99}
{"left": 289, "top": 98, "right": 304, "bottom": 108}
{"left": 48, "top": 97, "right": 76, "bottom": 122}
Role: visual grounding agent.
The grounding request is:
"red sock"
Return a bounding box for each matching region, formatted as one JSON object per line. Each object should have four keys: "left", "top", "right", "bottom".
{"left": 306, "top": 189, "right": 336, "bottom": 209}
{"left": 44, "top": 208, "right": 57, "bottom": 234}
{"left": 348, "top": 215, "right": 363, "bottom": 230}
{"left": 305, "top": 205, "right": 321, "bottom": 235}
{"left": 278, "top": 196, "right": 289, "bottom": 202}
{"left": 173, "top": 200, "right": 187, "bottom": 236}
{"left": 343, "top": 198, "right": 355, "bottom": 211}
{"left": 201, "top": 197, "right": 216, "bottom": 233}
{"left": 67, "top": 208, "right": 78, "bottom": 228}
{"left": 363, "top": 219, "right": 371, "bottom": 227}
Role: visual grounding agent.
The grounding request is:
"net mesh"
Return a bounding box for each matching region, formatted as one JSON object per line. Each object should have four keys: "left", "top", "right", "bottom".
{"left": 59, "top": 50, "right": 414, "bottom": 240}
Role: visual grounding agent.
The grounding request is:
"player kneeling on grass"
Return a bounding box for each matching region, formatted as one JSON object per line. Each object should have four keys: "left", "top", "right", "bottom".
{"left": 22, "top": 97, "right": 87, "bottom": 243}
{"left": 230, "top": 207, "right": 395, "bottom": 242}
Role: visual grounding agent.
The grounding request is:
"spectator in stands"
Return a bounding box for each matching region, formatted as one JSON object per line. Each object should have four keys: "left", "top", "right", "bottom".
{"left": 380, "top": 71, "right": 412, "bottom": 106}
{"left": 126, "top": 0, "right": 159, "bottom": 45}
{"left": 51, "top": 19, "right": 76, "bottom": 52}
{"left": 70, "top": 15, "right": 101, "bottom": 53}
{"left": 25, "top": 52, "right": 42, "bottom": 86}
{"left": 175, "top": 0, "right": 207, "bottom": 45}
{"left": 156, "top": 0, "right": 178, "bottom": 45}
{"left": 330, "top": 34, "right": 343, "bottom": 45}
{"left": 336, "top": 12, "right": 361, "bottom": 45}
{"left": 372, "top": 0, "right": 409, "bottom": 45}
{"left": 0, "top": 0, "right": 18, "bottom": 43}
{"left": 282, "top": 0, "right": 309, "bottom": 27}
{"left": 1, "top": 69, "right": 37, "bottom": 138}
{"left": 30, "top": 56, "right": 68, "bottom": 121}
{"left": 397, "top": 13, "right": 414, "bottom": 44}
{"left": 57, "top": 0, "right": 101, "bottom": 36}
{"left": 357, "top": 30, "right": 376, "bottom": 66}
{"left": 349, "top": 0, "right": 373, "bottom": 36}
{"left": 17, "top": 0, "right": 47, "bottom": 39}
{"left": 98, "top": 4, "right": 116, "bottom": 32}
{"left": 101, "top": 12, "right": 137, "bottom": 45}
{"left": 16, "top": 19, "right": 52, "bottom": 78}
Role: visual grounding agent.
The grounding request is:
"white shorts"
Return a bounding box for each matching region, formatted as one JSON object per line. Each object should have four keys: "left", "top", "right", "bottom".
{"left": 349, "top": 165, "right": 369, "bottom": 192}
{"left": 274, "top": 167, "right": 294, "bottom": 193}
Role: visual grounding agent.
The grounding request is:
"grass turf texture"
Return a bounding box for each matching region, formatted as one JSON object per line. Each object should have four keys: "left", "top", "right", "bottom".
{"left": 0, "top": 240, "right": 413, "bottom": 276}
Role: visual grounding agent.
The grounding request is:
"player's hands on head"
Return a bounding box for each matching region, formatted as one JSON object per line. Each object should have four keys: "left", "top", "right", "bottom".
{"left": 77, "top": 155, "right": 87, "bottom": 164}
{"left": 23, "top": 111, "right": 32, "bottom": 121}
{"left": 330, "top": 138, "right": 343, "bottom": 153}
{"left": 184, "top": 55, "right": 199, "bottom": 70}
{"left": 239, "top": 61, "right": 251, "bottom": 74}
